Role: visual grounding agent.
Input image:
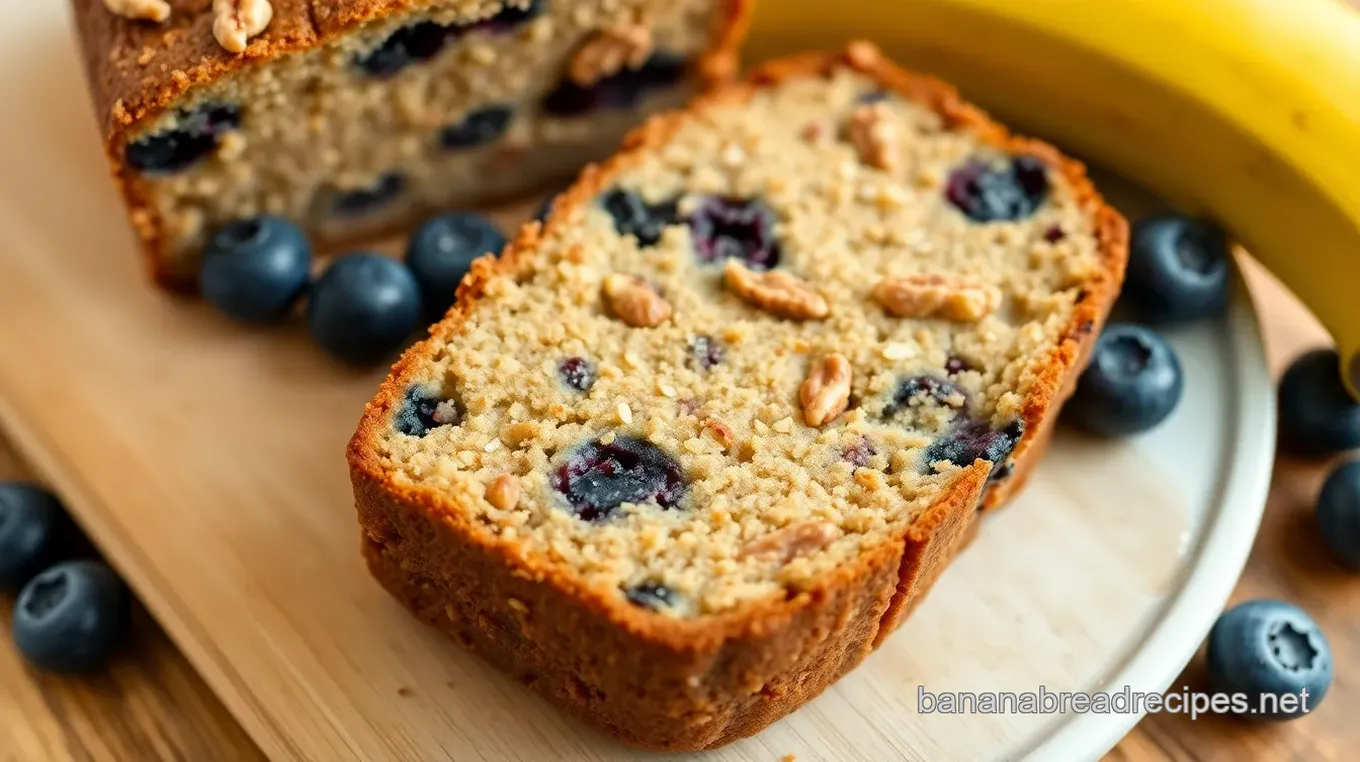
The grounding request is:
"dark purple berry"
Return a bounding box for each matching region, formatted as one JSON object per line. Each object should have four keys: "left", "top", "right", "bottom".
{"left": 843, "top": 437, "right": 876, "bottom": 468}
{"left": 12, "top": 561, "right": 130, "bottom": 674}
{"left": 542, "top": 52, "right": 688, "bottom": 116}
{"left": 0, "top": 483, "right": 73, "bottom": 592}
{"left": 355, "top": 22, "right": 452, "bottom": 78}
{"left": 924, "top": 418, "right": 1024, "bottom": 476}
{"left": 405, "top": 212, "right": 506, "bottom": 319}
{"left": 601, "top": 188, "right": 679, "bottom": 247}
{"left": 946, "top": 155, "right": 1050, "bottom": 222}
{"left": 623, "top": 582, "right": 678, "bottom": 611}
{"left": 306, "top": 254, "right": 423, "bottom": 366}
{"left": 1043, "top": 224, "right": 1066, "bottom": 243}
{"left": 944, "top": 355, "right": 971, "bottom": 376}
{"left": 200, "top": 216, "right": 312, "bottom": 324}
{"left": 1207, "top": 600, "right": 1331, "bottom": 720}
{"left": 1068, "top": 324, "right": 1183, "bottom": 437}
{"left": 125, "top": 103, "right": 241, "bottom": 174}
{"left": 687, "top": 196, "right": 781, "bottom": 271}
{"left": 1278, "top": 348, "right": 1360, "bottom": 456}
{"left": 689, "top": 335, "right": 724, "bottom": 372}
{"left": 332, "top": 173, "right": 406, "bottom": 218}
{"left": 1316, "top": 460, "right": 1360, "bottom": 568}
{"left": 355, "top": 3, "right": 544, "bottom": 79}
{"left": 394, "top": 386, "right": 461, "bottom": 437}
{"left": 1125, "top": 214, "right": 1230, "bottom": 324}
{"left": 438, "top": 105, "right": 515, "bottom": 150}
{"left": 558, "top": 357, "right": 597, "bottom": 392}
{"left": 553, "top": 436, "right": 686, "bottom": 522}
{"left": 883, "top": 376, "right": 964, "bottom": 419}
{"left": 858, "top": 90, "right": 891, "bottom": 104}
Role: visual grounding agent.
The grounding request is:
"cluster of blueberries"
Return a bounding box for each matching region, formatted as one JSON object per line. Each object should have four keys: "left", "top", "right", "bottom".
{"left": 0, "top": 484, "right": 128, "bottom": 673}
{"left": 1081, "top": 212, "right": 1354, "bottom": 719}
{"left": 199, "top": 209, "right": 517, "bottom": 366}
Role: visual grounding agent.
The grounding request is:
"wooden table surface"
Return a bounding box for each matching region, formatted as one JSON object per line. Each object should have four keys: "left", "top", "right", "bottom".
{"left": 0, "top": 258, "right": 1351, "bottom": 762}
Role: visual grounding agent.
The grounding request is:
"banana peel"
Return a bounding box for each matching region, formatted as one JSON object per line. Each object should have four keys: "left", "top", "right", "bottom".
{"left": 746, "top": 0, "right": 1360, "bottom": 397}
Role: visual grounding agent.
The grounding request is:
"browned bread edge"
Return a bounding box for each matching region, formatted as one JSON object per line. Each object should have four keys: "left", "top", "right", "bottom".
{"left": 345, "top": 42, "right": 1130, "bottom": 750}
{"left": 68, "top": 0, "right": 754, "bottom": 290}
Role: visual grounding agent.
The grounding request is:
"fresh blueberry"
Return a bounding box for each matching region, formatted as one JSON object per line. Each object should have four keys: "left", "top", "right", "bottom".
{"left": 438, "top": 105, "right": 515, "bottom": 150}
{"left": 883, "top": 375, "right": 965, "bottom": 419}
{"left": 0, "top": 483, "right": 71, "bottom": 592}
{"left": 558, "top": 357, "right": 596, "bottom": 392}
{"left": 355, "top": 21, "right": 452, "bottom": 78}
{"left": 332, "top": 173, "right": 406, "bottom": 218}
{"left": 1206, "top": 599, "right": 1331, "bottom": 720}
{"left": 1278, "top": 348, "right": 1360, "bottom": 456}
{"left": 688, "top": 334, "right": 724, "bottom": 372}
{"left": 1316, "top": 461, "right": 1360, "bottom": 567}
{"left": 945, "top": 155, "right": 1050, "bottom": 222}
{"left": 1123, "top": 214, "right": 1231, "bottom": 324}
{"left": 124, "top": 103, "right": 242, "bottom": 174}
{"left": 542, "top": 51, "right": 688, "bottom": 116}
{"left": 12, "top": 561, "right": 130, "bottom": 674}
{"left": 601, "top": 188, "right": 679, "bottom": 247}
{"left": 405, "top": 212, "right": 506, "bottom": 319}
{"left": 553, "top": 436, "right": 686, "bottom": 522}
{"left": 687, "top": 196, "right": 782, "bottom": 271}
{"left": 1067, "top": 324, "right": 1183, "bottom": 437}
{"left": 944, "top": 355, "right": 971, "bottom": 375}
{"left": 393, "top": 386, "right": 462, "bottom": 437}
{"left": 307, "top": 254, "right": 423, "bottom": 366}
{"left": 354, "top": 2, "right": 544, "bottom": 78}
{"left": 199, "top": 216, "right": 311, "bottom": 324}
{"left": 623, "top": 582, "right": 677, "bottom": 611}
{"left": 924, "top": 419, "right": 1024, "bottom": 477}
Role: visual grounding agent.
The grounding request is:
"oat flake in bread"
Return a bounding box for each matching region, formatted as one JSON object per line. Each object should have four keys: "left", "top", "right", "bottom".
{"left": 70, "top": 0, "right": 750, "bottom": 289}
{"left": 348, "top": 42, "right": 1129, "bottom": 750}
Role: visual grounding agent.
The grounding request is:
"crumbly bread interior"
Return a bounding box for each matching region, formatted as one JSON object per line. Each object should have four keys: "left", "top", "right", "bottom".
{"left": 125, "top": 0, "right": 721, "bottom": 277}
{"left": 368, "top": 67, "right": 1106, "bottom": 618}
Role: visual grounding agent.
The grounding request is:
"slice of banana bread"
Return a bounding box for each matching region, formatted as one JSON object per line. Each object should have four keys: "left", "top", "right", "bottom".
{"left": 348, "top": 43, "right": 1128, "bottom": 750}
{"left": 70, "top": 0, "right": 749, "bottom": 290}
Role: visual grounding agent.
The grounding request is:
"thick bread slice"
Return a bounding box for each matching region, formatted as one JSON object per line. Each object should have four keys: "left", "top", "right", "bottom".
{"left": 347, "top": 42, "right": 1128, "bottom": 750}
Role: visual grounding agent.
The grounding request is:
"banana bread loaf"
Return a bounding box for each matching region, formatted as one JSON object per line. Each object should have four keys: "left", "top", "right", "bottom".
{"left": 70, "top": 0, "right": 749, "bottom": 289}
{"left": 347, "top": 43, "right": 1129, "bottom": 750}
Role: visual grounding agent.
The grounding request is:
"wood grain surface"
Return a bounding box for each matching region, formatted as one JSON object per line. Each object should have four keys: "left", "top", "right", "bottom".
{"left": 0, "top": 260, "right": 1347, "bottom": 762}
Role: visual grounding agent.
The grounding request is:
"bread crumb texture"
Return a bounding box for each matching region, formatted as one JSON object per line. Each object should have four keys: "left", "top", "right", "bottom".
{"left": 103, "top": 0, "right": 724, "bottom": 277}
{"left": 367, "top": 68, "right": 1104, "bottom": 618}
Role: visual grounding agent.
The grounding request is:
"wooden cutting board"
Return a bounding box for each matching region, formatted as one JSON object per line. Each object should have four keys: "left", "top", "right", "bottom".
{"left": 0, "top": 3, "right": 1276, "bottom": 761}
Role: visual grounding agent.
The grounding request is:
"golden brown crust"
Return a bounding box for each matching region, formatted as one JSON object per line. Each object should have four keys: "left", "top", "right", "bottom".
{"left": 68, "top": 0, "right": 755, "bottom": 290}
{"left": 346, "top": 42, "right": 1129, "bottom": 750}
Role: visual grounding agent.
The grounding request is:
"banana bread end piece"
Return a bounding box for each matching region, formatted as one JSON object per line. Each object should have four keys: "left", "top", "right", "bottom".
{"left": 70, "top": 0, "right": 750, "bottom": 289}
{"left": 348, "top": 42, "right": 1129, "bottom": 750}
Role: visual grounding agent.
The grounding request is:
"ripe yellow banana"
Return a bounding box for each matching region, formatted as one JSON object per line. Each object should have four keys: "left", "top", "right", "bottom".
{"left": 747, "top": 0, "right": 1360, "bottom": 397}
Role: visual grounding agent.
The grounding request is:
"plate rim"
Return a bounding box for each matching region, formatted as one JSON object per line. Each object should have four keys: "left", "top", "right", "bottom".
{"left": 1019, "top": 269, "right": 1276, "bottom": 761}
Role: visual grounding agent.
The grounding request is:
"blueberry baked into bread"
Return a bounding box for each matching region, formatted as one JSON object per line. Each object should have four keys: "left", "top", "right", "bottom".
{"left": 348, "top": 43, "right": 1128, "bottom": 750}
{"left": 70, "top": 0, "right": 749, "bottom": 289}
